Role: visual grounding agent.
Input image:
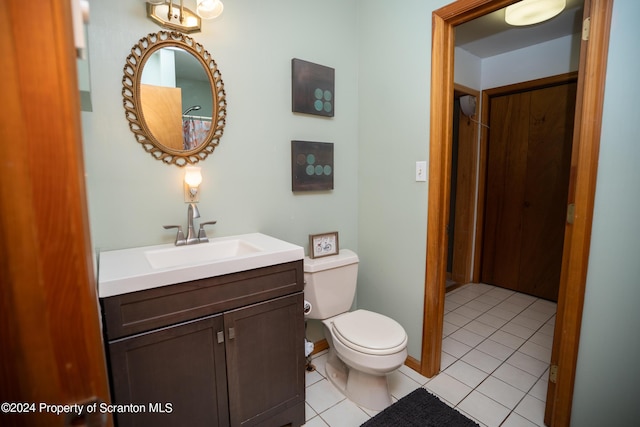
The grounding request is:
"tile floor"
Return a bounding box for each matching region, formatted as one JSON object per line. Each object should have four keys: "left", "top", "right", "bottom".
{"left": 304, "top": 283, "right": 557, "bottom": 427}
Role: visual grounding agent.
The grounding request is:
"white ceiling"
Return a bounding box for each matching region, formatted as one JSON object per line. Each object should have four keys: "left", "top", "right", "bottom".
{"left": 455, "top": 0, "right": 584, "bottom": 58}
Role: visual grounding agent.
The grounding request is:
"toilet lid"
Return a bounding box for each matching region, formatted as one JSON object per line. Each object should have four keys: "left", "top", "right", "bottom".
{"left": 332, "top": 310, "right": 407, "bottom": 356}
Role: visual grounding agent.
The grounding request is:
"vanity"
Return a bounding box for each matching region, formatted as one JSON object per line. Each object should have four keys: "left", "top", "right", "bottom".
{"left": 98, "top": 233, "right": 306, "bottom": 427}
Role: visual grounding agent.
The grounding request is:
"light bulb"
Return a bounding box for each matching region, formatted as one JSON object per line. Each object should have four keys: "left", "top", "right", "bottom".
{"left": 184, "top": 167, "right": 202, "bottom": 187}
{"left": 197, "top": 0, "right": 224, "bottom": 19}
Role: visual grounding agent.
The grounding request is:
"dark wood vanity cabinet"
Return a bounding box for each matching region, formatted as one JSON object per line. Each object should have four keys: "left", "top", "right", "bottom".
{"left": 101, "top": 261, "right": 306, "bottom": 427}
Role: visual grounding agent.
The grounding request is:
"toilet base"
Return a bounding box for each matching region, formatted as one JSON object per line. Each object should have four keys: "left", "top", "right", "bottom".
{"left": 325, "top": 350, "right": 393, "bottom": 411}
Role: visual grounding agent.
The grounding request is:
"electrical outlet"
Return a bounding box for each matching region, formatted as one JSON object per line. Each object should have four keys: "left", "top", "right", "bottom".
{"left": 416, "top": 161, "right": 427, "bottom": 182}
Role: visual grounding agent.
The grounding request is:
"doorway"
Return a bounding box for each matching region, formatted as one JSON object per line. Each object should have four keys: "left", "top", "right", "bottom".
{"left": 421, "top": 0, "right": 612, "bottom": 425}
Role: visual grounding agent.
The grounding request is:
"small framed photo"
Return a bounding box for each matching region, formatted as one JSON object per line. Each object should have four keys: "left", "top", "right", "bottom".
{"left": 309, "top": 232, "right": 339, "bottom": 259}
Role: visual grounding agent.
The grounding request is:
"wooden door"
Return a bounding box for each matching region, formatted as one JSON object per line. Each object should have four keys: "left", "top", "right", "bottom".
{"left": 0, "top": 1, "right": 112, "bottom": 426}
{"left": 481, "top": 80, "right": 577, "bottom": 301}
{"left": 225, "top": 293, "right": 305, "bottom": 427}
{"left": 108, "top": 315, "right": 229, "bottom": 427}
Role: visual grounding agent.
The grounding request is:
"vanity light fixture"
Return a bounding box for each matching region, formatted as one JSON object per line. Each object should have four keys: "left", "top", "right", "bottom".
{"left": 505, "top": 0, "right": 566, "bottom": 26}
{"left": 184, "top": 166, "right": 203, "bottom": 202}
{"left": 146, "top": 0, "right": 224, "bottom": 34}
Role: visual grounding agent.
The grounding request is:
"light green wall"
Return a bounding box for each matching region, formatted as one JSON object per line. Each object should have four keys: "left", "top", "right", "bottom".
{"left": 357, "top": 0, "right": 437, "bottom": 359}
{"left": 83, "top": 0, "right": 359, "bottom": 254}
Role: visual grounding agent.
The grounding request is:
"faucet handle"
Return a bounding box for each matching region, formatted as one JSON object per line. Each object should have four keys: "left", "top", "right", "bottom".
{"left": 163, "top": 225, "right": 186, "bottom": 246}
{"left": 197, "top": 221, "right": 217, "bottom": 242}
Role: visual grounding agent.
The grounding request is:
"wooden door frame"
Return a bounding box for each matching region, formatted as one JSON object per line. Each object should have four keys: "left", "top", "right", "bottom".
{"left": 421, "top": 1, "right": 612, "bottom": 426}
{"left": 1, "top": 1, "right": 112, "bottom": 425}
{"left": 450, "top": 83, "right": 480, "bottom": 285}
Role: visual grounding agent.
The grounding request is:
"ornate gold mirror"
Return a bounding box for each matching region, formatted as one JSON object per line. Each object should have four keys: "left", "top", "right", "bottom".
{"left": 122, "top": 31, "right": 227, "bottom": 166}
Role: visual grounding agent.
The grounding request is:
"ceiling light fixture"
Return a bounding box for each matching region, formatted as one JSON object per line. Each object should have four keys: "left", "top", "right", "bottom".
{"left": 146, "top": 0, "right": 224, "bottom": 34}
{"left": 505, "top": 0, "right": 566, "bottom": 26}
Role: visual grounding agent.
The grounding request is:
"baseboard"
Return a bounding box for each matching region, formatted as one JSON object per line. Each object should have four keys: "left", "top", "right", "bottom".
{"left": 311, "top": 339, "right": 423, "bottom": 375}
{"left": 404, "top": 355, "right": 421, "bottom": 373}
{"left": 310, "top": 339, "right": 329, "bottom": 356}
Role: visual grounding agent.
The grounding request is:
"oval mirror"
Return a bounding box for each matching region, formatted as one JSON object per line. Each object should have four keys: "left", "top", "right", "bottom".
{"left": 122, "top": 31, "right": 227, "bottom": 166}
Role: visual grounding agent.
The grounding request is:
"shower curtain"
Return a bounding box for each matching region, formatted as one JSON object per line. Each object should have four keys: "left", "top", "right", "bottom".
{"left": 183, "top": 118, "right": 212, "bottom": 150}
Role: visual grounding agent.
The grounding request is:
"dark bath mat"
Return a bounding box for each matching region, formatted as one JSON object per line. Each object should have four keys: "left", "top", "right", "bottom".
{"left": 361, "top": 388, "right": 480, "bottom": 427}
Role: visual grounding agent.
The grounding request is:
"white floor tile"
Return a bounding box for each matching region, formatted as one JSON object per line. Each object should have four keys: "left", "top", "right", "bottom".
{"left": 441, "top": 351, "right": 457, "bottom": 370}
{"left": 528, "top": 331, "right": 553, "bottom": 349}
{"left": 511, "top": 314, "right": 545, "bottom": 330}
{"left": 488, "top": 306, "right": 518, "bottom": 321}
{"left": 454, "top": 305, "right": 484, "bottom": 320}
{"left": 462, "top": 349, "right": 503, "bottom": 374}
{"left": 425, "top": 374, "right": 472, "bottom": 406}
{"left": 318, "top": 399, "right": 370, "bottom": 427}
{"left": 387, "top": 370, "right": 422, "bottom": 400}
{"left": 442, "top": 336, "right": 473, "bottom": 358}
{"left": 476, "top": 339, "right": 516, "bottom": 361}
{"left": 450, "top": 328, "right": 486, "bottom": 347}
{"left": 501, "top": 412, "right": 538, "bottom": 427}
{"left": 500, "top": 322, "right": 536, "bottom": 340}
{"left": 303, "top": 415, "right": 330, "bottom": 427}
{"left": 443, "top": 320, "right": 459, "bottom": 337}
{"left": 529, "top": 376, "right": 549, "bottom": 402}
{"left": 506, "top": 351, "right": 549, "bottom": 378}
{"left": 476, "top": 376, "right": 526, "bottom": 410}
{"left": 492, "top": 363, "right": 538, "bottom": 393}
{"left": 477, "top": 312, "right": 509, "bottom": 328}
{"left": 519, "top": 340, "right": 552, "bottom": 363}
{"left": 305, "top": 379, "right": 346, "bottom": 414}
{"left": 398, "top": 364, "right": 430, "bottom": 386}
{"left": 445, "top": 311, "right": 473, "bottom": 327}
{"left": 514, "top": 394, "right": 546, "bottom": 426}
{"left": 445, "top": 360, "right": 489, "bottom": 388}
{"left": 463, "top": 320, "right": 498, "bottom": 338}
{"left": 458, "top": 390, "right": 511, "bottom": 427}
{"left": 305, "top": 403, "right": 317, "bottom": 422}
{"left": 490, "top": 330, "right": 526, "bottom": 350}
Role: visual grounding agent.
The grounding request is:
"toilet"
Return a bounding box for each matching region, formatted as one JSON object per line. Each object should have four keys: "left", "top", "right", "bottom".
{"left": 304, "top": 249, "right": 408, "bottom": 410}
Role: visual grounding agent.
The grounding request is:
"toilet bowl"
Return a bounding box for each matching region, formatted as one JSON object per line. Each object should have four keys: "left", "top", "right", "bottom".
{"left": 303, "top": 249, "right": 408, "bottom": 411}
{"left": 321, "top": 310, "right": 408, "bottom": 410}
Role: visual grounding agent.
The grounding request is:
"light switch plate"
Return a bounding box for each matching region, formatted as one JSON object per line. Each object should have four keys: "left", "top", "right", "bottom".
{"left": 416, "top": 161, "right": 427, "bottom": 182}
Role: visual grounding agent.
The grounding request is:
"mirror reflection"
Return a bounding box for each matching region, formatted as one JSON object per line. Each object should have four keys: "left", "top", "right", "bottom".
{"left": 141, "top": 47, "right": 213, "bottom": 151}
{"left": 122, "top": 31, "right": 227, "bottom": 167}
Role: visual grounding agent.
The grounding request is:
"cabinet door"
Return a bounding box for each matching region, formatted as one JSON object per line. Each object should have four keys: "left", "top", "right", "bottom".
{"left": 109, "top": 314, "right": 229, "bottom": 427}
{"left": 225, "top": 293, "right": 305, "bottom": 427}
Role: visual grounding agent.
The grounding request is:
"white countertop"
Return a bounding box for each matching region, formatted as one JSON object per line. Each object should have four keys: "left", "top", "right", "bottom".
{"left": 98, "top": 233, "right": 304, "bottom": 298}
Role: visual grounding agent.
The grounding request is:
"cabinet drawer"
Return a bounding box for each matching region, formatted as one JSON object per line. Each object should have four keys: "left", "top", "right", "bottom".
{"left": 101, "top": 260, "right": 303, "bottom": 340}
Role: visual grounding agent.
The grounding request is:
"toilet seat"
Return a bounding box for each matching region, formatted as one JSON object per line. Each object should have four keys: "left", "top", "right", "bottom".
{"left": 332, "top": 310, "right": 407, "bottom": 356}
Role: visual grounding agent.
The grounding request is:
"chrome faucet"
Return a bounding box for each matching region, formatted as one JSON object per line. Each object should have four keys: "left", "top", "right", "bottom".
{"left": 163, "top": 203, "right": 217, "bottom": 246}
{"left": 186, "top": 203, "right": 200, "bottom": 244}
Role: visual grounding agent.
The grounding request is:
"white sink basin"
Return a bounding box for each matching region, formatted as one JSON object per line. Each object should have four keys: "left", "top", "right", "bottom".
{"left": 98, "top": 233, "right": 304, "bottom": 298}
{"left": 145, "top": 239, "right": 262, "bottom": 269}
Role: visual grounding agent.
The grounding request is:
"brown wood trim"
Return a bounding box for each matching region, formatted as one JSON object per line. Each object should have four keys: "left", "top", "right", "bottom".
{"left": 452, "top": 85, "right": 480, "bottom": 284}
{"left": 482, "top": 72, "right": 579, "bottom": 97}
{"left": 1, "top": 1, "right": 112, "bottom": 425}
{"left": 404, "top": 355, "right": 421, "bottom": 373}
{"left": 547, "top": 1, "right": 613, "bottom": 425}
{"left": 425, "top": 1, "right": 612, "bottom": 426}
{"left": 421, "top": 10, "right": 452, "bottom": 378}
{"left": 310, "top": 339, "right": 329, "bottom": 356}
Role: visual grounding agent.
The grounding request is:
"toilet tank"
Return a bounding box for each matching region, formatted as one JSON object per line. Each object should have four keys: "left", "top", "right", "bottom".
{"left": 303, "top": 249, "right": 359, "bottom": 320}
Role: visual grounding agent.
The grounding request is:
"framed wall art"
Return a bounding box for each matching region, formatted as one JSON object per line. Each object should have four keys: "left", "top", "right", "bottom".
{"left": 291, "top": 140, "right": 334, "bottom": 191}
{"left": 309, "top": 232, "right": 339, "bottom": 258}
{"left": 292, "top": 58, "right": 335, "bottom": 117}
